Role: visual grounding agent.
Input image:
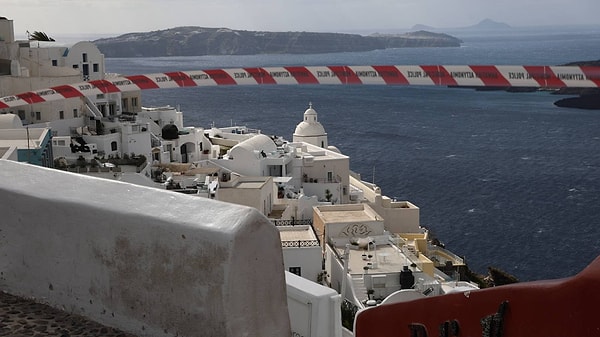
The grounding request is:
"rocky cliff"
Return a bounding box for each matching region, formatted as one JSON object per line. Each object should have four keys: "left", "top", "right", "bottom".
{"left": 93, "top": 27, "right": 462, "bottom": 58}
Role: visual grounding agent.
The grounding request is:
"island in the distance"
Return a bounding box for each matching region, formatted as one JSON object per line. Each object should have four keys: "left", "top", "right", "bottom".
{"left": 93, "top": 26, "right": 462, "bottom": 58}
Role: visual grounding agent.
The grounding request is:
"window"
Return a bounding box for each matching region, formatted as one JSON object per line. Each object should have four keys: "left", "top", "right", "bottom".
{"left": 52, "top": 60, "right": 57, "bottom": 66}
{"left": 73, "top": 109, "right": 78, "bottom": 118}
{"left": 122, "top": 98, "right": 128, "bottom": 111}
{"left": 93, "top": 63, "right": 99, "bottom": 72}
{"left": 111, "top": 141, "right": 118, "bottom": 151}
{"left": 59, "top": 110, "right": 64, "bottom": 119}
{"left": 35, "top": 111, "right": 41, "bottom": 120}
{"left": 18, "top": 110, "right": 25, "bottom": 120}
{"left": 289, "top": 267, "right": 301, "bottom": 276}
{"left": 132, "top": 97, "right": 138, "bottom": 107}
{"left": 72, "top": 64, "right": 78, "bottom": 69}
{"left": 327, "top": 171, "right": 333, "bottom": 182}
{"left": 82, "top": 53, "right": 88, "bottom": 62}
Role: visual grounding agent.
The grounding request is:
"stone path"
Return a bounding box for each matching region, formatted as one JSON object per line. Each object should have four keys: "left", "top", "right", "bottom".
{"left": 0, "top": 291, "right": 137, "bottom": 337}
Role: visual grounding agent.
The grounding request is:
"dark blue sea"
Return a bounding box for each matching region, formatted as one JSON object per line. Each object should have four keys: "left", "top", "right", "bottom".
{"left": 106, "top": 27, "right": 600, "bottom": 282}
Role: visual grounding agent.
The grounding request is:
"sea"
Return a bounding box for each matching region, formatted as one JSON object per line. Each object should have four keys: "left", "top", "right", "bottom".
{"left": 105, "top": 26, "right": 600, "bottom": 282}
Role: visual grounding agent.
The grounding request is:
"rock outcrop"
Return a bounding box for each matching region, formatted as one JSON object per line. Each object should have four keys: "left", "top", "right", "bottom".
{"left": 553, "top": 60, "right": 600, "bottom": 109}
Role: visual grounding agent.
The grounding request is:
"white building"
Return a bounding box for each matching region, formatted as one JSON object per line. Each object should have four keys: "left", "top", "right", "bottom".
{"left": 278, "top": 224, "right": 323, "bottom": 283}
{"left": 0, "top": 114, "right": 53, "bottom": 167}
{"left": 0, "top": 18, "right": 142, "bottom": 125}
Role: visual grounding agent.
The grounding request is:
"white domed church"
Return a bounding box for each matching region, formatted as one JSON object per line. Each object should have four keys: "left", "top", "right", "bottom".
{"left": 293, "top": 103, "right": 328, "bottom": 148}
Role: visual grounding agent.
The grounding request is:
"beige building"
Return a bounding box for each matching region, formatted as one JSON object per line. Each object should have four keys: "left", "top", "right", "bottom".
{"left": 349, "top": 175, "right": 420, "bottom": 233}
{"left": 218, "top": 175, "right": 274, "bottom": 216}
{"left": 312, "top": 203, "right": 385, "bottom": 249}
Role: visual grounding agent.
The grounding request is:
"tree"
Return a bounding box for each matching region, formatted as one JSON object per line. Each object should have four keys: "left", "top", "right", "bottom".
{"left": 28, "top": 31, "right": 55, "bottom": 42}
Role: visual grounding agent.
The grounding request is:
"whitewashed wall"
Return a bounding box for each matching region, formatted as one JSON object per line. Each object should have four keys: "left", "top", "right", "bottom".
{"left": 0, "top": 160, "right": 291, "bottom": 337}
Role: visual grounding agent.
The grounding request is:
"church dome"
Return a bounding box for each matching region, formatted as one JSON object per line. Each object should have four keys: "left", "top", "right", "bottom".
{"left": 294, "top": 103, "right": 326, "bottom": 137}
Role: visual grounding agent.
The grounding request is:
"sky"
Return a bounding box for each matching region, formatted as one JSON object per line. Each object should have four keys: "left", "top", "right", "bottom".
{"left": 4, "top": 0, "right": 600, "bottom": 39}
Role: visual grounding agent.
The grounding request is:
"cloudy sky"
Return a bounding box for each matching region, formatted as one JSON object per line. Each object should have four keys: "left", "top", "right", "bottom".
{"left": 5, "top": 0, "right": 600, "bottom": 39}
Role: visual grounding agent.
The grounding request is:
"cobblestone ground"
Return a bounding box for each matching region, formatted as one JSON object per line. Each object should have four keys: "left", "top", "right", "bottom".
{"left": 0, "top": 291, "right": 138, "bottom": 337}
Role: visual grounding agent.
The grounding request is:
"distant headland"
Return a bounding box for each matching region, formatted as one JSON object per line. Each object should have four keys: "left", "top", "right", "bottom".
{"left": 92, "top": 26, "right": 462, "bottom": 58}
{"left": 411, "top": 18, "right": 512, "bottom": 32}
{"left": 553, "top": 60, "right": 600, "bottom": 110}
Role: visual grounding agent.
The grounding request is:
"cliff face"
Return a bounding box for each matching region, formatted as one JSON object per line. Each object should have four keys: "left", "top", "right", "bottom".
{"left": 93, "top": 27, "right": 462, "bottom": 58}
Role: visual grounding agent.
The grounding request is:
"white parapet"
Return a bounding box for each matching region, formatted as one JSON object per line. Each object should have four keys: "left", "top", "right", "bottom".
{"left": 285, "top": 271, "right": 342, "bottom": 337}
{"left": 0, "top": 160, "right": 291, "bottom": 337}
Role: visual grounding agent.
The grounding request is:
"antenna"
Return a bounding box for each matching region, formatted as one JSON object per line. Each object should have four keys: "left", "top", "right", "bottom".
{"left": 372, "top": 166, "right": 375, "bottom": 184}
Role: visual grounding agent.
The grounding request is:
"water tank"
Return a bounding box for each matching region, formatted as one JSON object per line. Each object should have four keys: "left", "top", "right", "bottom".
{"left": 399, "top": 266, "right": 415, "bottom": 289}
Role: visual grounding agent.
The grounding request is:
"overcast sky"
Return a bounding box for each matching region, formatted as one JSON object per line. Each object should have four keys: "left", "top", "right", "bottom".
{"left": 5, "top": 0, "right": 600, "bottom": 39}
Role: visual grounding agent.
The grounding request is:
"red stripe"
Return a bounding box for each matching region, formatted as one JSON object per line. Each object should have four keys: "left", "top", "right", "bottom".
{"left": 51, "top": 85, "right": 84, "bottom": 98}
{"left": 89, "top": 80, "right": 121, "bottom": 93}
{"left": 372, "top": 65, "right": 409, "bottom": 85}
{"left": 469, "top": 65, "right": 511, "bottom": 87}
{"left": 328, "top": 66, "right": 362, "bottom": 84}
{"left": 580, "top": 66, "right": 600, "bottom": 87}
{"left": 523, "top": 66, "right": 566, "bottom": 88}
{"left": 203, "top": 69, "right": 237, "bottom": 85}
{"left": 420, "top": 66, "right": 458, "bottom": 86}
{"left": 165, "top": 72, "right": 197, "bottom": 87}
{"left": 284, "top": 66, "right": 319, "bottom": 84}
{"left": 244, "top": 68, "right": 277, "bottom": 84}
{"left": 126, "top": 75, "right": 160, "bottom": 90}
{"left": 16, "top": 92, "right": 45, "bottom": 104}
{"left": 0, "top": 102, "right": 9, "bottom": 109}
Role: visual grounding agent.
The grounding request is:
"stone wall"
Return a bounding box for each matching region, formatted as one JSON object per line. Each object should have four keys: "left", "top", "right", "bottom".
{"left": 0, "top": 160, "right": 290, "bottom": 337}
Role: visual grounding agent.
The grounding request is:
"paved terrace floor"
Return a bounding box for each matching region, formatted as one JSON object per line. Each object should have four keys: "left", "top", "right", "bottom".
{"left": 0, "top": 291, "right": 137, "bottom": 337}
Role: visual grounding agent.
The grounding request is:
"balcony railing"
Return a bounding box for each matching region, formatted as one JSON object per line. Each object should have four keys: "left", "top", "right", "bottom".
{"left": 281, "top": 240, "right": 320, "bottom": 248}
{"left": 271, "top": 219, "right": 313, "bottom": 227}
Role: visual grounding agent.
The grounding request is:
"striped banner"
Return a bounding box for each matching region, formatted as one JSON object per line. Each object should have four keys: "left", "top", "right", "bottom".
{"left": 1, "top": 65, "right": 599, "bottom": 109}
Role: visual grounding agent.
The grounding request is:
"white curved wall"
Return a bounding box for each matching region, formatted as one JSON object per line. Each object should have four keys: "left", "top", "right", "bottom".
{"left": 0, "top": 160, "right": 290, "bottom": 337}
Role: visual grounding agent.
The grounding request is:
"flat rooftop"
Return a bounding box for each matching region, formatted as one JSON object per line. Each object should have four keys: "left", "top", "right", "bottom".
{"left": 337, "top": 244, "right": 415, "bottom": 275}
{"left": 314, "top": 204, "right": 381, "bottom": 224}
{"left": 278, "top": 225, "right": 318, "bottom": 242}
{"left": 235, "top": 181, "right": 267, "bottom": 189}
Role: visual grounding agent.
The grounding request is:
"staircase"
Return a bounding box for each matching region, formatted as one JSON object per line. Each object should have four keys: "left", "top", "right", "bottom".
{"left": 83, "top": 96, "right": 103, "bottom": 119}
{"left": 351, "top": 275, "right": 368, "bottom": 304}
